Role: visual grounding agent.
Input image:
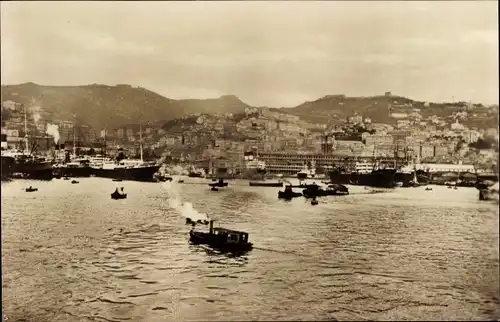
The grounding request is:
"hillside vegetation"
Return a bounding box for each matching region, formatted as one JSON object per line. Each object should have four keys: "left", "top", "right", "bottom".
{"left": 0, "top": 83, "right": 250, "bottom": 129}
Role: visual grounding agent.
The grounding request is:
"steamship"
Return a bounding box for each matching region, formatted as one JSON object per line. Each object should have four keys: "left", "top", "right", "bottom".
{"left": 52, "top": 132, "right": 93, "bottom": 178}
{"left": 328, "top": 159, "right": 398, "bottom": 188}
{"left": 91, "top": 159, "right": 160, "bottom": 182}
{"left": 90, "top": 125, "right": 160, "bottom": 182}
{"left": 2, "top": 106, "right": 53, "bottom": 180}
{"left": 240, "top": 151, "right": 266, "bottom": 180}
{"left": 5, "top": 150, "right": 54, "bottom": 180}
{"left": 1, "top": 133, "right": 15, "bottom": 180}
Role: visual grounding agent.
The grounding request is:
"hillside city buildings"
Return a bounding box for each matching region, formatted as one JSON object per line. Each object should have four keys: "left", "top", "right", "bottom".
{"left": 1, "top": 95, "right": 498, "bottom": 175}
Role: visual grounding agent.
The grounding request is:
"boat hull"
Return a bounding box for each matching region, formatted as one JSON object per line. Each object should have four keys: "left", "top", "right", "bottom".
{"left": 54, "top": 166, "right": 93, "bottom": 178}
{"left": 1, "top": 155, "right": 15, "bottom": 180}
{"left": 479, "top": 189, "right": 499, "bottom": 202}
{"left": 329, "top": 169, "right": 397, "bottom": 188}
{"left": 249, "top": 181, "right": 283, "bottom": 187}
{"left": 11, "top": 160, "right": 53, "bottom": 180}
{"left": 93, "top": 165, "right": 160, "bottom": 182}
{"left": 278, "top": 190, "right": 303, "bottom": 199}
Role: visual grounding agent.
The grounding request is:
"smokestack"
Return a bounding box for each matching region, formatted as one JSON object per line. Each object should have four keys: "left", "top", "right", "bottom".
{"left": 209, "top": 220, "right": 214, "bottom": 234}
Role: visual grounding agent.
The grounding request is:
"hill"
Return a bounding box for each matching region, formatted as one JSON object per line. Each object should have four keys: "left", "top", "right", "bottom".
{"left": 0, "top": 83, "right": 250, "bottom": 129}
{"left": 278, "top": 94, "right": 499, "bottom": 129}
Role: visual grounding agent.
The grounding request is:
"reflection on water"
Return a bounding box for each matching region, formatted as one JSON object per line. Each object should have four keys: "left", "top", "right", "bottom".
{"left": 2, "top": 178, "right": 499, "bottom": 321}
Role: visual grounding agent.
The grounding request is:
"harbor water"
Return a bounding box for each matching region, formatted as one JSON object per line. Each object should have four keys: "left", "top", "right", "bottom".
{"left": 2, "top": 178, "right": 499, "bottom": 321}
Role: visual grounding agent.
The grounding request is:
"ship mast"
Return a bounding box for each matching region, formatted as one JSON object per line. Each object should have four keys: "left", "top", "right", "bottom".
{"left": 73, "top": 125, "right": 76, "bottom": 157}
{"left": 24, "top": 104, "right": 29, "bottom": 155}
{"left": 139, "top": 123, "right": 143, "bottom": 162}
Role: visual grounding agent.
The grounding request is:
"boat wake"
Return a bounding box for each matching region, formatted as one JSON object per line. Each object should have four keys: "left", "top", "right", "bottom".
{"left": 253, "top": 246, "right": 317, "bottom": 258}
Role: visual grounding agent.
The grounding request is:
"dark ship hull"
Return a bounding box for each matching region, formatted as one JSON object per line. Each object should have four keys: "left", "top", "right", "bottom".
{"left": 93, "top": 165, "right": 160, "bottom": 182}
{"left": 329, "top": 169, "right": 397, "bottom": 188}
{"left": 11, "top": 159, "right": 53, "bottom": 180}
{"left": 1, "top": 155, "right": 15, "bottom": 180}
{"left": 394, "top": 171, "right": 430, "bottom": 187}
{"left": 54, "top": 166, "right": 93, "bottom": 178}
{"left": 249, "top": 181, "right": 283, "bottom": 187}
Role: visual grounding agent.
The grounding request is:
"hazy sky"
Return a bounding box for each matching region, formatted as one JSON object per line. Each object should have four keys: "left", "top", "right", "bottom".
{"left": 1, "top": 1, "right": 498, "bottom": 107}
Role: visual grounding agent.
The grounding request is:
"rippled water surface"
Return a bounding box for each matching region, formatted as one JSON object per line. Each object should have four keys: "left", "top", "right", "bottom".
{"left": 2, "top": 178, "right": 499, "bottom": 321}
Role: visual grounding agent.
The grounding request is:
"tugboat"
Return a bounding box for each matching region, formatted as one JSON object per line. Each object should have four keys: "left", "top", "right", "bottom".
{"left": 111, "top": 187, "right": 127, "bottom": 200}
{"left": 278, "top": 185, "right": 303, "bottom": 200}
{"left": 189, "top": 220, "right": 253, "bottom": 253}
{"left": 425, "top": 187, "right": 433, "bottom": 191}
{"left": 209, "top": 178, "right": 228, "bottom": 188}
{"left": 25, "top": 186, "right": 38, "bottom": 192}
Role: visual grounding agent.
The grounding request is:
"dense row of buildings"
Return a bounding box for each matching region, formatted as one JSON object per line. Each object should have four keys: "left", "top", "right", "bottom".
{"left": 1, "top": 97, "right": 498, "bottom": 171}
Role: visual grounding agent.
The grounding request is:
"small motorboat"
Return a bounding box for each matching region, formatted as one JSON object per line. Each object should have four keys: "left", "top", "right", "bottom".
{"left": 178, "top": 179, "right": 184, "bottom": 183}
{"left": 25, "top": 186, "right": 38, "bottom": 192}
{"left": 112, "top": 179, "right": 122, "bottom": 182}
{"left": 189, "top": 220, "right": 253, "bottom": 253}
{"left": 311, "top": 197, "right": 318, "bottom": 205}
{"left": 425, "top": 187, "right": 433, "bottom": 191}
{"left": 211, "top": 187, "right": 219, "bottom": 191}
{"left": 71, "top": 180, "right": 79, "bottom": 184}
{"left": 63, "top": 177, "right": 70, "bottom": 180}
{"left": 111, "top": 188, "right": 127, "bottom": 200}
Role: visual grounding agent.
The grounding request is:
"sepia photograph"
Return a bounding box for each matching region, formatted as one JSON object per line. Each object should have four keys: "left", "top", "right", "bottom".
{"left": 1, "top": 1, "right": 499, "bottom": 321}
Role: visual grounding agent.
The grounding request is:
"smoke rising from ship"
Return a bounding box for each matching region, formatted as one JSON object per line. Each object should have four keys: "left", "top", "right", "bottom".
{"left": 45, "top": 123, "right": 60, "bottom": 143}
{"left": 163, "top": 181, "right": 210, "bottom": 222}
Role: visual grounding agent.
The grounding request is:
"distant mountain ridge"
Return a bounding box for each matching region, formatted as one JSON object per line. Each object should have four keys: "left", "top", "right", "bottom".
{"left": 1, "top": 83, "right": 497, "bottom": 130}
{"left": 0, "top": 83, "right": 250, "bottom": 130}
{"left": 275, "top": 94, "right": 498, "bottom": 128}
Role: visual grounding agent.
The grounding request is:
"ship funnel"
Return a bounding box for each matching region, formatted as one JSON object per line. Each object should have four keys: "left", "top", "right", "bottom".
{"left": 209, "top": 220, "right": 214, "bottom": 234}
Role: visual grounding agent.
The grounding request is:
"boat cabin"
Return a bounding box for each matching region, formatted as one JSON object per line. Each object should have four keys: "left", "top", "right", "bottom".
{"left": 211, "top": 227, "right": 250, "bottom": 244}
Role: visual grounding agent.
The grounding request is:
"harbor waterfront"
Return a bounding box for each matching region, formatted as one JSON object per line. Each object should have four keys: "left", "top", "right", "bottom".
{"left": 2, "top": 177, "right": 499, "bottom": 321}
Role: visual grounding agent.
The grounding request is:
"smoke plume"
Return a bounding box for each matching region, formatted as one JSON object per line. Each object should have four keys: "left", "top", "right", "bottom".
{"left": 45, "top": 123, "right": 60, "bottom": 144}
{"left": 31, "top": 105, "right": 41, "bottom": 124}
{"left": 162, "top": 181, "right": 210, "bottom": 222}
